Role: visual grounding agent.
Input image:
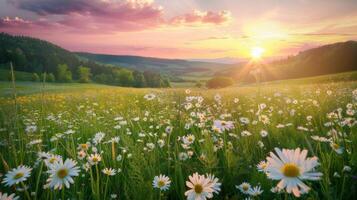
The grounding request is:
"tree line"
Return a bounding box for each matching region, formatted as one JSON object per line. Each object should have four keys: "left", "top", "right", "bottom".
{"left": 0, "top": 33, "right": 170, "bottom": 87}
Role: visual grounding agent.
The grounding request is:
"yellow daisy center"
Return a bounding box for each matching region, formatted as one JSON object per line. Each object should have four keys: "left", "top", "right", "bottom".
{"left": 194, "top": 184, "right": 203, "bottom": 194}
{"left": 281, "top": 163, "right": 300, "bottom": 177}
{"left": 57, "top": 168, "right": 69, "bottom": 179}
{"left": 158, "top": 180, "right": 165, "bottom": 187}
{"left": 242, "top": 184, "right": 249, "bottom": 191}
{"left": 92, "top": 157, "right": 98, "bottom": 162}
{"left": 81, "top": 144, "right": 88, "bottom": 149}
{"left": 332, "top": 143, "right": 339, "bottom": 149}
{"left": 14, "top": 172, "right": 24, "bottom": 179}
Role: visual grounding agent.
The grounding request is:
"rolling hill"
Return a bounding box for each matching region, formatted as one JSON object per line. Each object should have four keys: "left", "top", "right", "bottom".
{"left": 76, "top": 52, "right": 235, "bottom": 81}
{"left": 1, "top": 32, "right": 356, "bottom": 85}
{"left": 225, "top": 41, "right": 357, "bottom": 82}
{"left": 0, "top": 33, "right": 170, "bottom": 87}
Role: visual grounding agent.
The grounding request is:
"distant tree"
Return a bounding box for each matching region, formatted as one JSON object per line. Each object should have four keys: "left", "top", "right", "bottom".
{"left": 206, "top": 76, "right": 234, "bottom": 88}
{"left": 77, "top": 66, "right": 92, "bottom": 83}
{"left": 161, "top": 78, "right": 171, "bottom": 88}
{"left": 56, "top": 64, "right": 72, "bottom": 82}
{"left": 31, "top": 73, "right": 40, "bottom": 82}
{"left": 47, "top": 73, "right": 55, "bottom": 82}
{"left": 143, "top": 71, "right": 161, "bottom": 87}
{"left": 133, "top": 71, "right": 146, "bottom": 87}
{"left": 113, "top": 69, "right": 134, "bottom": 86}
{"left": 195, "top": 81, "right": 203, "bottom": 88}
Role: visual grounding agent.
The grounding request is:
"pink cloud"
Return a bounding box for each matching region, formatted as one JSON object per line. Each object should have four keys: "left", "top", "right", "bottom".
{"left": 170, "top": 10, "right": 232, "bottom": 26}
{"left": 0, "top": 16, "right": 32, "bottom": 27}
{"left": 1, "top": 0, "right": 231, "bottom": 34}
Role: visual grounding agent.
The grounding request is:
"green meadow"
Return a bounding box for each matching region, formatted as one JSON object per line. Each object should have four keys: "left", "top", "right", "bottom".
{"left": 0, "top": 73, "right": 356, "bottom": 199}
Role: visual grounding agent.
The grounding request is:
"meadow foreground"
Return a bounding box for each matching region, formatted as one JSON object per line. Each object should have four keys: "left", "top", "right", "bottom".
{"left": 0, "top": 81, "right": 356, "bottom": 199}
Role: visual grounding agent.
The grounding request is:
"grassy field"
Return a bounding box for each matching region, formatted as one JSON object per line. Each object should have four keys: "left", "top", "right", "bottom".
{"left": 0, "top": 74, "right": 356, "bottom": 199}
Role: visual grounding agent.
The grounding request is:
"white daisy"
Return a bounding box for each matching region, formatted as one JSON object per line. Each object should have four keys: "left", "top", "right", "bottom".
{"left": 87, "top": 153, "right": 102, "bottom": 165}
{"left": 102, "top": 168, "right": 116, "bottom": 176}
{"left": 213, "top": 120, "right": 234, "bottom": 133}
{"left": 144, "top": 93, "right": 156, "bottom": 100}
{"left": 257, "top": 161, "right": 268, "bottom": 172}
{"left": 185, "top": 173, "right": 214, "bottom": 200}
{"left": 182, "top": 134, "right": 195, "bottom": 145}
{"left": 46, "top": 158, "right": 80, "bottom": 190}
{"left": 330, "top": 142, "right": 343, "bottom": 154}
{"left": 44, "top": 154, "right": 62, "bottom": 166}
{"left": 236, "top": 182, "right": 251, "bottom": 194}
{"left": 265, "top": 148, "right": 322, "bottom": 197}
{"left": 2, "top": 165, "right": 32, "bottom": 187}
{"left": 248, "top": 186, "right": 263, "bottom": 196}
{"left": 0, "top": 192, "right": 19, "bottom": 200}
{"left": 205, "top": 174, "right": 221, "bottom": 194}
{"left": 152, "top": 174, "right": 171, "bottom": 191}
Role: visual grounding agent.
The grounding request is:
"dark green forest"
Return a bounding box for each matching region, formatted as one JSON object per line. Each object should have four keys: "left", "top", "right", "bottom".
{"left": 0, "top": 33, "right": 170, "bottom": 87}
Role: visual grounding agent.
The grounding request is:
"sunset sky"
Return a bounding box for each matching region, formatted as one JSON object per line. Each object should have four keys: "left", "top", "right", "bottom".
{"left": 1, "top": 0, "right": 357, "bottom": 59}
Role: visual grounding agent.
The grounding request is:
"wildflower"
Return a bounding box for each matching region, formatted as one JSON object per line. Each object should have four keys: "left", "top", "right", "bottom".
{"left": 265, "top": 148, "right": 322, "bottom": 197}
{"left": 152, "top": 174, "right": 171, "bottom": 191}
{"left": 206, "top": 174, "right": 221, "bottom": 194}
{"left": 248, "top": 186, "right": 263, "bottom": 196}
{"left": 157, "top": 139, "right": 165, "bottom": 148}
{"left": 0, "top": 192, "right": 19, "bottom": 200}
{"left": 241, "top": 130, "right": 252, "bottom": 137}
{"left": 333, "top": 172, "right": 341, "bottom": 178}
{"left": 236, "top": 182, "right": 251, "bottom": 194}
{"left": 93, "top": 132, "right": 105, "bottom": 145}
{"left": 213, "top": 120, "right": 234, "bottom": 133}
{"left": 144, "top": 93, "right": 156, "bottom": 100}
{"left": 37, "top": 152, "right": 51, "bottom": 160}
{"left": 234, "top": 98, "right": 239, "bottom": 103}
{"left": 343, "top": 165, "right": 351, "bottom": 173}
{"left": 77, "top": 142, "right": 91, "bottom": 151}
{"left": 239, "top": 117, "right": 250, "bottom": 125}
{"left": 87, "top": 153, "right": 102, "bottom": 165}
{"left": 330, "top": 142, "right": 343, "bottom": 154}
{"left": 257, "top": 161, "right": 268, "bottom": 172}
{"left": 25, "top": 125, "right": 37, "bottom": 133}
{"left": 46, "top": 158, "right": 80, "bottom": 190}
{"left": 185, "top": 173, "right": 215, "bottom": 200}
{"left": 45, "top": 154, "right": 62, "bottom": 166}
{"left": 182, "top": 134, "right": 195, "bottom": 145}
{"left": 102, "top": 168, "right": 116, "bottom": 176}
{"left": 77, "top": 150, "right": 86, "bottom": 160}
{"left": 260, "top": 130, "right": 268, "bottom": 137}
{"left": 2, "top": 166, "right": 32, "bottom": 187}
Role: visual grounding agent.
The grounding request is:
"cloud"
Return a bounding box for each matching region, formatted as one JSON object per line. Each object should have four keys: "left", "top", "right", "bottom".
{"left": 3, "top": 0, "right": 230, "bottom": 33}
{"left": 170, "top": 10, "right": 231, "bottom": 26}
{"left": 0, "top": 16, "right": 32, "bottom": 27}
{"left": 6, "top": 0, "right": 164, "bottom": 32}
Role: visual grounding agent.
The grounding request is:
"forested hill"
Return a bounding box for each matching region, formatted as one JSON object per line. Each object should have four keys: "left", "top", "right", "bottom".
{"left": 0, "top": 33, "right": 169, "bottom": 87}
{"left": 76, "top": 52, "right": 234, "bottom": 79}
{"left": 225, "top": 40, "right": 357, "bottom": 82}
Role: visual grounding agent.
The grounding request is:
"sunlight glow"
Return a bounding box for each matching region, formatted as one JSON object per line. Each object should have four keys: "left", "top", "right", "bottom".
{"left": 250, "top": 47, "right": 265, "bottom": 59}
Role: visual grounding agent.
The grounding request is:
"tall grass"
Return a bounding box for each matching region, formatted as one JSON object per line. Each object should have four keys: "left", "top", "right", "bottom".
{"left": 0, "top": 76, "right": 356, "bottom": 199}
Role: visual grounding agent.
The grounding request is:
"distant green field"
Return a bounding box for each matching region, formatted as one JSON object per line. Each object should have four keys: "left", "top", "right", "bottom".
{"left": 0, "top": 69, "right": 33, "bottom": 81}
{"left": 1, "top": 71, "right": 356, "bottom": 97}
{"left": 0, "top": 81, "right": 116, "bottom": 97}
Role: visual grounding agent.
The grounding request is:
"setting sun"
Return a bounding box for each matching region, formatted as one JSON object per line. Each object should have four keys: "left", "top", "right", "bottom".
{"left": 251, "top": 47, "right": 265, "bottom": 59}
